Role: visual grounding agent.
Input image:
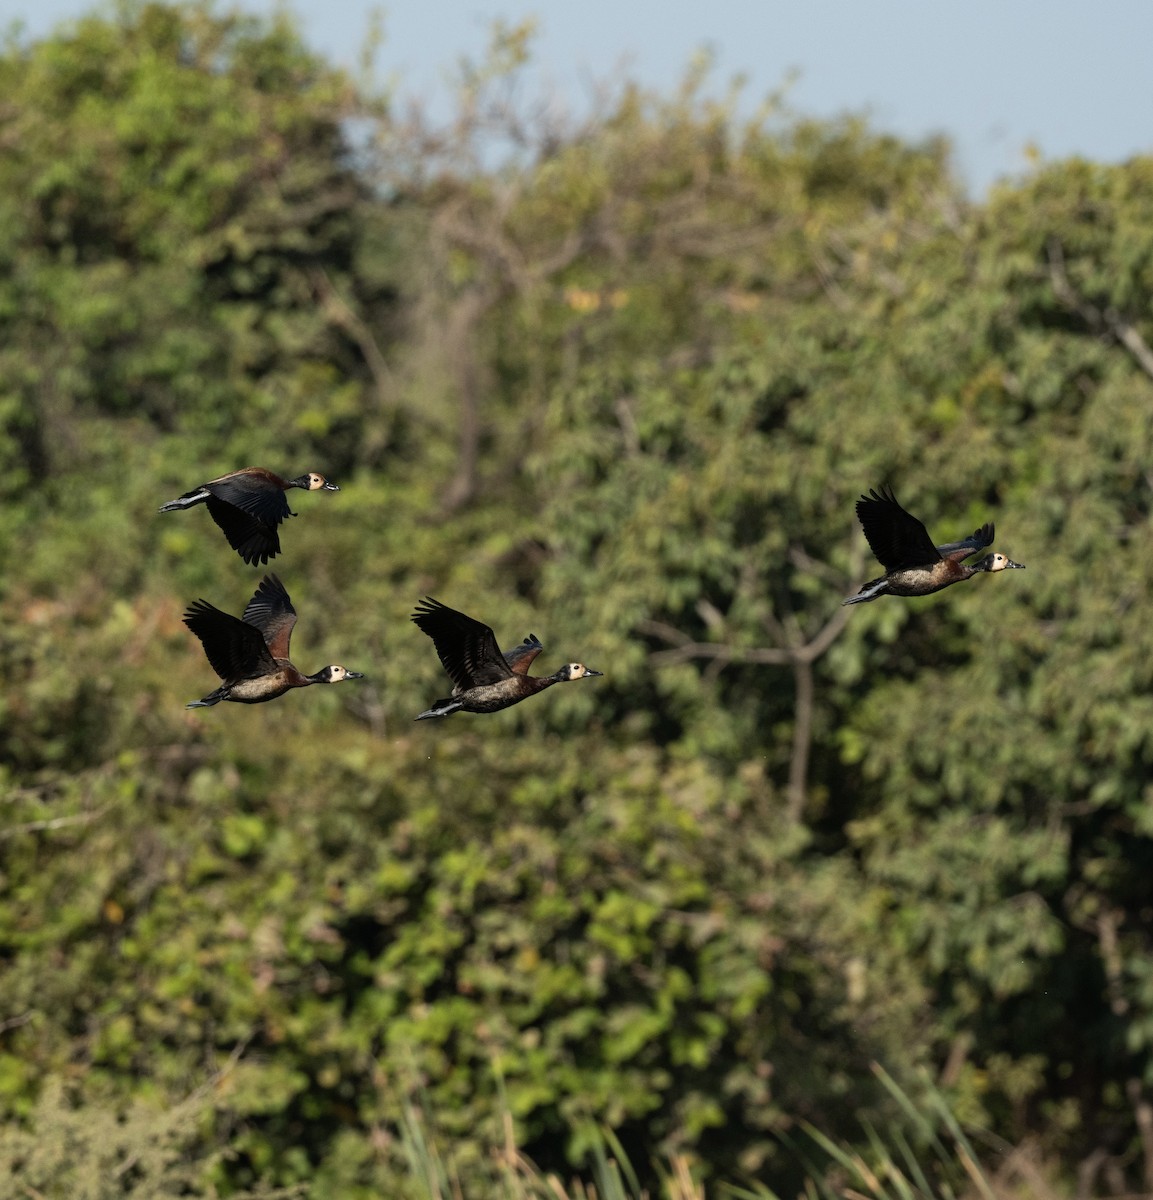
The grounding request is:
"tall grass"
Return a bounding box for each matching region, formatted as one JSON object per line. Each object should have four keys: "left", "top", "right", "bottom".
{"left": 392, "top": 1064, "right": 1016, "bottom": 1200}
{"left": 395, "top": 1095, "right": 708, "bottom": 1200}
{"left": 1, "top": 1062, "right": 1054, "bottom": 1199}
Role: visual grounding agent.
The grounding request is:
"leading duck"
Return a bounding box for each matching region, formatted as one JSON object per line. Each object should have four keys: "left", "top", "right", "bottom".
{"left": 411, "top": 597, "right": 602, "bottom": 719}
{"left": 844, "top": 485, "right": 1024, "bottom": 605}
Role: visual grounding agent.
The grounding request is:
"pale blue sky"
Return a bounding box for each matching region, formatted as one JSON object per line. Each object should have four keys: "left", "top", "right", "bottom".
{"left": 9, "top": 0, "right": 1153, "bottom": 196}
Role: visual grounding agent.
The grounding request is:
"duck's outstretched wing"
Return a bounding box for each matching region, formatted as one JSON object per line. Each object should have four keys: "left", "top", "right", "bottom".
{"left": 183, "top": 601, "right": 276, "bottom": 682}
{"left": 204, "top": 496, "right": 281, "bottom": 565}
{"left": 411, "top": 597, "right": 514, "bottom": 691}
{"left": 241, "top": 573, "right": 298, "bottom": 660}
{"left": 936, "top": 522, "right": 995, "bottom": 563}
{"left": 854, "top": 486, "right": 940, "bottom": 571}
{"left": 504, "top": 634, "right": 544, "bottom": 676}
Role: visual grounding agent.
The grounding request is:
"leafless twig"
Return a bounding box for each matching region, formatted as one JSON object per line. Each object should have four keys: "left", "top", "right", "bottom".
{"left": 1047, "top": 239, "right": 1153, "bottom": 382}
{"left": 0, "top": 1011, "right": 34, "bottom": 1036}
{"left": 0, "top": 808, "right": 107, "bottom": 841}
{"left": 640, "top": 541, "right": 860, "bottom": 821}
{"left": 638, "top": 620, "right": 791, "bottom": 668}
{"left": 312, "top": 266, "right": 395, "bottom": 394}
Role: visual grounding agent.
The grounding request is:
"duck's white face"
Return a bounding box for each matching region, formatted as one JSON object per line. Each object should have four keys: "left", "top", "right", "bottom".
{"left": 307, "top": 473, "right": 329, "bottom": 491}
{"left": 987, "top": 553, "right": 1026, "bottom": 572}
{"left": 560, "top": 662, "right": 603, "bottom": 681}
{"left": 322, "top": 664, "right": 365, "bottom": 683}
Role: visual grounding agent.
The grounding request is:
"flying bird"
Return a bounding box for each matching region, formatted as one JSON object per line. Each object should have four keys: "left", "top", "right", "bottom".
{"left": 844, "top": 485, "right": 1024, "bottom": 605}
{"left": 411, "top": 597, "right": 602, "bottom": 719}
{"left": 160, "top": 466, "right": 339, "bottom": 565}
{"left": 183, "top": 573, "right": 363, "bottom": 707}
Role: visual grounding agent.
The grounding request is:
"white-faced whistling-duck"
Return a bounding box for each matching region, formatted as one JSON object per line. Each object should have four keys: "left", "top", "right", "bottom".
{"left": 844, "top": 485, "right": 1025, "bottom": 605}
{"left": 411, "top": 597, "right": 602, "bottom": 720}
{"left": 183, "top": 573, "right": 363, "bottom": 708}
{"left": 159, "top": 467, "right": 339, "bottom": 566}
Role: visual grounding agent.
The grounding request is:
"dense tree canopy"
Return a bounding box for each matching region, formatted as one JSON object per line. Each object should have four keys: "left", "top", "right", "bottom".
{"left": 4, "top": 3, "right": 1153, "bottom": 1196}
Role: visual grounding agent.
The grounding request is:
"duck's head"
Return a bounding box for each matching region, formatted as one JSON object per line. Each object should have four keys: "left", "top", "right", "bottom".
{"left": 292, "top": 472, "right": 340, "bottom": 492}
{"left": 980, "top": 552, "right": 1025, "bottom": 573}
{"left": 553, "top": 662, "right": 603, "bottom": 682}
{"left": 313, "top": 664, "right": 365, "bottom": 683}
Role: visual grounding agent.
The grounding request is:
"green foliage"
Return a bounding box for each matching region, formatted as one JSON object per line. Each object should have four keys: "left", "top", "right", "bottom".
{"left": 0, "top": 1071, "right": 304, "bottom": 1200}
{"left": 0, "top": 0, "right": 396, "bottom": 505}
{"left": 7, "top": 3, "right": 1153, "bottom": 1197}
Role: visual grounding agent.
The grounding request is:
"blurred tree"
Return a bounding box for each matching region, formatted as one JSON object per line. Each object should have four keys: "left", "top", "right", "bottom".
{"left": 8, "top": 5, "right": 1153, "bottom": 1196}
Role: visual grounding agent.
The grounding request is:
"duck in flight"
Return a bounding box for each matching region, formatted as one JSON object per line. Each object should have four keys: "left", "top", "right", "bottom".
{"left": 411, "top": 597, "right": 602, "bottom": 719}
{"left": 844, "top": 485, "right": 1024, "bottom": 605}
{"left": 183, "top": 574, "right": 363, "bottom": 707}
{"left": 160, "top": 467, "right": 339, "bottom": 565}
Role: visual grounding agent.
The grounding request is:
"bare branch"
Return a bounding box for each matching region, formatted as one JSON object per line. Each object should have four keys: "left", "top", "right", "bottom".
{"left": 789, "top": 544, "right": 850, "bottom": 588}
{"left": 0, "top": 1011, "right": 34, "bottom": 1035}
{"left": 637, "top": 620, "right": 792, "bottom": 668}
{"left": 311, "top": 267, "right": 395, "bottom": 395}
{"left": 639, "top": 544, "right": 858, "bottom": 822}
{"left": 795, "top": 603, "right": 854, "bottom": 664}
{"left": 1048, "top": 238, "right": 1153, "bottom": 383}
{"left": 694, "top": 598, "right": 726, "bottom": 634}
{"left": 636, "top": 617, "right": 693, "bottom": 648}
{"left": 0, "top": 808, "right": 107, "bottom": 842}
{"left": 1047, "top": 237, "right": 1094, "bottom": 323}
{"left": 760, "top": 603, "right": 789, "bottom": 646}
{"left": 1107, "top": 310, "right": 1153, "bottom": 381}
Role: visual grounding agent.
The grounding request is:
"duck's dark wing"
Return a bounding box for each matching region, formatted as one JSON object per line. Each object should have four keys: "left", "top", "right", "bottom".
{"left": 204, "top": 496, "right": 281, "bottom": 565}
{"left": 241, "top": 573, "right": 298, "bottom": 660}
{"left": 411, "top": 597, "right": 514, "bottom": 690}
{"left": 936, "top": 523, "right": 995, "bottom": 563}
{"left": 205, "top": 468, "right": 293, "bottom": 527}
{"left": 504, "top": 634, "right": 544, "bottom": 676}
{"left": 183, "top": 600, "right": 276, "bottom": 682}
{"left": 854, "top": 486, "right": 940, "bottom": 571}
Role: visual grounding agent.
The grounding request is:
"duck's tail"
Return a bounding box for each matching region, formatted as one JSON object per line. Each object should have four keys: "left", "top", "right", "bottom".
{"left": 159, "top": 487, "right": 210, "bottom": 513}
{"left": 842, "top": 575, "right": 890, "bottom": 605}
{"left": 415, "top": 696, "right": 463, "bottom": 720}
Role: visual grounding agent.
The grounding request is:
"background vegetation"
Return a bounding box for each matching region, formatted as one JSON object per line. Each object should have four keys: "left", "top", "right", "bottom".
{"left": 4, "top": 3, "right": 1153, "bottom": 1195}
